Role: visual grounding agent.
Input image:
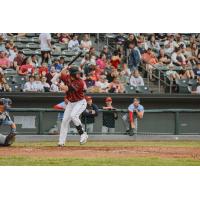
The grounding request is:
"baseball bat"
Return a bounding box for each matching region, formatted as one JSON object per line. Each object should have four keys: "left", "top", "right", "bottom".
{"left": 68, "top": 52, "right": 83, "bottom": 66}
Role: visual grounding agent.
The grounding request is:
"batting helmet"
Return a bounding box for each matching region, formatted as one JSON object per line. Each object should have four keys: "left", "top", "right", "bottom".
{"left": 69, "top": 67, "right": 81, "bottom": 75}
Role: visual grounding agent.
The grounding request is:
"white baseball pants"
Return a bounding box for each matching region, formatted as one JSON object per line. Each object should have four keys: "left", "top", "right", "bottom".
{"left": 59, "top": 99, "right": 87, "bottom": 144}
{"left": 0, "top": 134, "right": 6, "bottom": 145}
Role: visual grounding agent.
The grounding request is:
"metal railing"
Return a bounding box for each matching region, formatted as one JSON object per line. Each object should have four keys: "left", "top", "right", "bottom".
{"left": 5, "top": 108, "right": 200, "bottom": 135}
{"left": 140, "top": 63, "right": 173, "bottom": 94}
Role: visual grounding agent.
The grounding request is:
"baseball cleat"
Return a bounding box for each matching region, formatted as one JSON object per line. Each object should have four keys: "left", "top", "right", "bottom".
{"left": 80, "top": 132, "right": 88, "bottom": 145}
{"left": 4, "top": 133, "right": 16, "bottom": 146}
{"left": 129, "top": 128, "right": 136, "bottom": 136}
{"left": 57, "top": 143, "right": 65, "bottom": 147}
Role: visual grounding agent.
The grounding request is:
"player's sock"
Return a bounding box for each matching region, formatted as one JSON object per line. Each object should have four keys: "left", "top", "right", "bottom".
{"left": 76, "top": 125, "right": 84, "bottom": 135}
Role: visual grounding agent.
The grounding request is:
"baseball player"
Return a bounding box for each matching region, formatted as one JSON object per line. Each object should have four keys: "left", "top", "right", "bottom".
{"left": 81, "top": 96, "right": 99, "bottom": 133}
{"left": 128, "top": 97, "right": 144, "bottom": 135}
{"left": 58, "top": 66, "right": 88, "bottom": 146}
{"left": 102, "top": 97, "right": 118, "bottom": 133}
{"left": 0, "top": 98, "right": 16, "bottom": 146}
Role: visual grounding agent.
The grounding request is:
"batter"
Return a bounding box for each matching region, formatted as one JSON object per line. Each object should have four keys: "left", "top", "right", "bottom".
{"left": 58, "top": 66, "right": 88, "bottom": 146}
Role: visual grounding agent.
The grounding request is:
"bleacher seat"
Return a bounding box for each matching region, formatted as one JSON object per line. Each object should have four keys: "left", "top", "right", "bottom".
{"left": 10, "top": 84, "right": 22, "bottom": 92}
{"left": 26, "top": 43, "right": 40, "bottom": 49}
{"left": 34, "top": 49, "right": 41, "bottom": 55}
{"left": 22, "top": 49, "right": 34, "bottom": 56}
{"left": 5, "top": 76, "right": 14, "bottom": 85}
{"left": 31, "top": 37, "right": 39, "bottom": 43}
{"left": 26, "top": 33, "right": 36, "bottom": 37}
{"left": 188, "top": 79, "right": 197, "bottom": 86}
{"left": 12, "top": 76, "right": 27, "bottom": 85}
{"left": 125, "top": 85, "right": 136, "bottom": 94}
{"left": 62, "top": 50, "right": 77, "bottom": 56}
{"left": 175, "top": 79, "right": 190, "bottom": 93}
{"left": 14, "top": 42, "right": 26, "bottom": 49}
{"left": 136, "top": 86, "right": 150, "bottom": 94}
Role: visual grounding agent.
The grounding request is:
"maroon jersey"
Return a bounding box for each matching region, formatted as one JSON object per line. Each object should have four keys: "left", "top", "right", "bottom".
{"left": 62, "top": 74, "right": 85, "bottom": 102}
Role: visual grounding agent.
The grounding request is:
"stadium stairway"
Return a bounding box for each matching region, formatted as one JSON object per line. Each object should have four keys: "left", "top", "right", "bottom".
{"left": 143, "top": 78, "right": 165, "bottom": 94}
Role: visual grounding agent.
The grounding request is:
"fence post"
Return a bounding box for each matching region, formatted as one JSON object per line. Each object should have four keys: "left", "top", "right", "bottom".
{"left": 158, "top": 70, "right": 161, "bottom": 93}
{"left": 175, "top": 112, "right": 180, "bottom": 135}
{"left": 147, "top": 70, "right": 150, "bottom": 88}
{"left": 38, "top": 111, "right": 43, "bottom": 135}
{"left": 170, "top": 79, "right": 172, "bottom": 94}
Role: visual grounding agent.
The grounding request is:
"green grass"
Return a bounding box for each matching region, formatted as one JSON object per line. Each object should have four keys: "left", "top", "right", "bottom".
{"left": 1, "top": 141, "right": 200, "bottom": 166}
{"left": 0, "top": 156, "right": 200, "bottom": 166}
{"left": 13, "top": 140, "right": 200, "bottom": 148}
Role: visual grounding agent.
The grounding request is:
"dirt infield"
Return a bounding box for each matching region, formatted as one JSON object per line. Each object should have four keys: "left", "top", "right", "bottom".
{"left": 1, "top": 146, "right": 200, "bottom": 159}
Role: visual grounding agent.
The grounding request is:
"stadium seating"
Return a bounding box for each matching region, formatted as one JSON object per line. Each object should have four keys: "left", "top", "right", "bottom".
{"left": 136, "top": 86, "right": 151, "bottom": 94}
{"left": 175, "top": 79, "right": 190, "bottom": 93}
{"left": 125, "top": 85, "right": 136, "bottom": 94}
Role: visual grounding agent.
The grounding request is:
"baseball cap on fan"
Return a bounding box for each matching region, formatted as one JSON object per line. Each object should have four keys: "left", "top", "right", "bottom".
{"left": 105, "top": 97, "right": 112, "bottom": 102}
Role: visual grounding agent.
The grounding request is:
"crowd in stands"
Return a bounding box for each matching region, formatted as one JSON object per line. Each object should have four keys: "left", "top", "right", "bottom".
{"left": 0, "top": 33, "right": 200, "bottom": 94}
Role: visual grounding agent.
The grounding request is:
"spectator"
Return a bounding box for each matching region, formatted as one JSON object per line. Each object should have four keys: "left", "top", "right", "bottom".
{"left": 118, "top": 64, "right": 131, "bottom": 85}
{"left": 23, "top": 75, "right": 37, "bottom": 92}
{"left": 80, "top": 34, "right": 92, "bottom": 52}
{"left": 28, "top": 55, "right": 39, "bottom": 68}
{"left": 171, "top": 47, "right": 184, "bottom": 66}
{"left": 130, "top": 69, "right": 144, "bottom": 87}
{"left": 108, "top": 77, "right": 124, "bottom": 93}
{"left": 18, "top": 60, "right": 34, "bottom": 76}
{"left": 89, "top": 47, "right": 97, "bottom": 58}
{"left": 142, "top": 48, "right": 158, "bottom": 80}
{"left": 157, "top": 48, "right": 171, "bottom": 65}
{"left": 124, "top": 34, "right": 138, "bottom": 56}
{"left": 102, "top": 97, "right": 118, "bottom": 133}
{"left": 40, "top": 76, "right": 50, "bottom": 92}
{"left": 34, "top": 75, "right": 43, "bottom": 91}
{"left": 39, "top": 33, "right": 52, "bottom": 53}
{"left": 179, "top": 65, "right": 195, "bottom": 79}
{"left": 81, "top": 96, "right": 99, "bottom": 133}
{"left": 68, "top": 34, "right": 80, "bottom": 51}
{"left": 147, "top": 34, "right": 160, "bottom": 53}
{"left": 193, "top": 61, "right": 200, "bottom": 77}
{"left": 175, "top": 34, "right": 186, "bottom": 48}
{"left": 53, "top": 58, "right": 63, "bottom": 72}
{"left": 0, "top": 69, "right": 11, "bottom": 92}
{"left": 46, "top": 66, "right": 57, "bottom": 85}
{"left": 106, "top": 67, "right": 119, "bottom": 83}
{"left": 39, "top": 62, "right": 49, "bottom": 76}
{"left": 166, "top": 65, "right": 180, "bottom": 81}
{"left": 13, "top": 50, "right": 25, "bottom": 68}
{"left": 115, "top": 33, "right": 126, "bottom": 53}
{"left": 184, "top": 43, "right": 199, "bottom": 66}
{"left": 95, "top": 75, "right": 109, "bottom": 93}
{"left": 59, "top": 57, "right": 65, "bottom": 69}
{"left": 110, "top": 50, "right": 121, "bottom": 69}
{"left": 101, "top": 45, "right": 112, "bottom": 60}
{"left": 59, "top": 33, "right": 70, "bottom": 44}
{"left": 85, "top": 73, "right": 96, "bottom": 88}
{"left": 39, "top": 51, "right": 52, "bottom": 67}
{"left": 164, "top": 34, "right": 177, "bottom": 55}
{"left": 127, "top": 42, "right": 141, "bottom": 71}
{"left": 0, "top": 51, "right": 10, "bottom": 69}
{"left": 5, "top": 41, "right": 16, "bottom": 64}
{"left": 96, "top": 53, "right": 107, "bottom": 73}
